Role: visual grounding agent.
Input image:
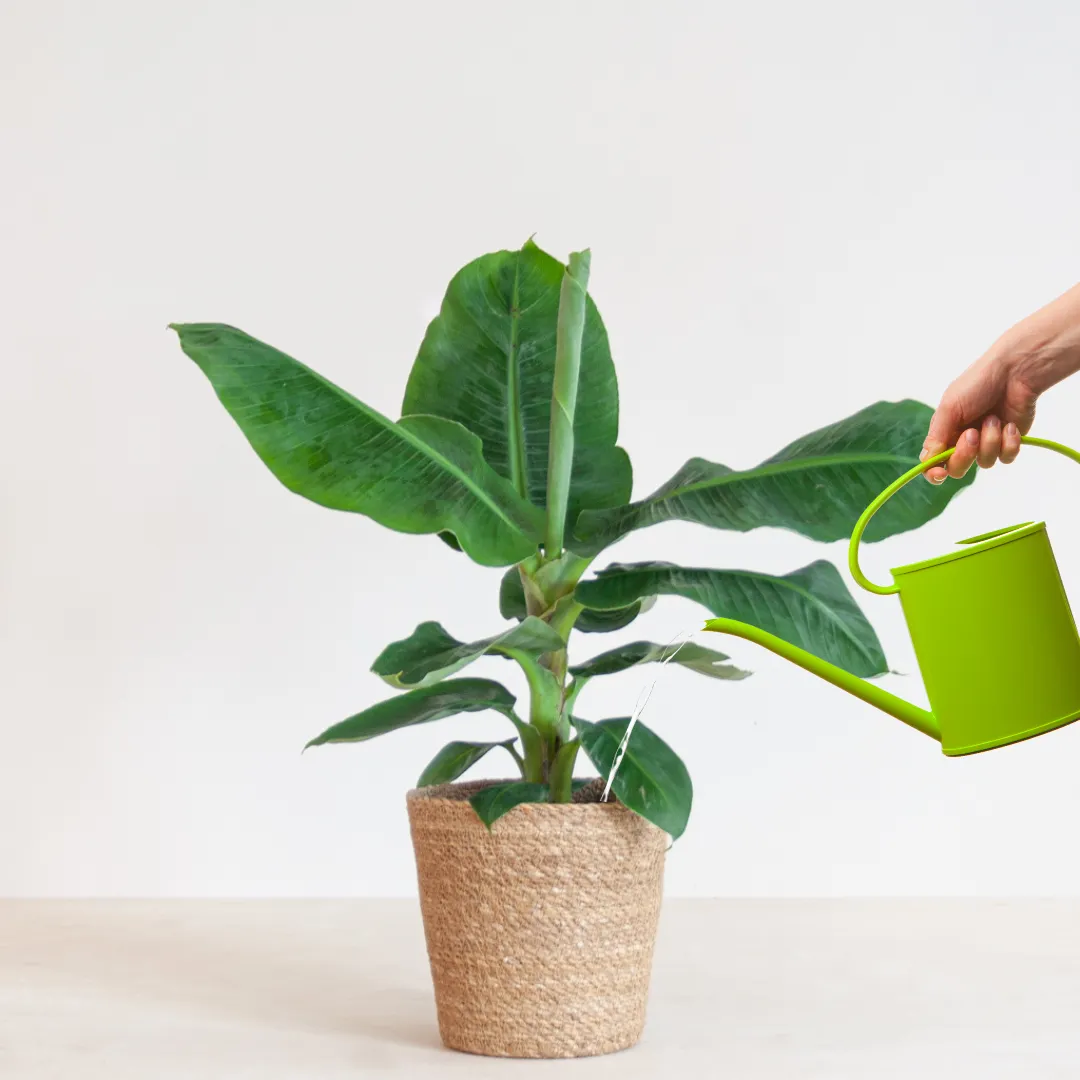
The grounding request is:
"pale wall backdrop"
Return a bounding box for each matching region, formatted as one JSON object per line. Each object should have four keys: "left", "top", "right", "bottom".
{"left": 5, "top": 0, "right": 1080, "bottom": 897}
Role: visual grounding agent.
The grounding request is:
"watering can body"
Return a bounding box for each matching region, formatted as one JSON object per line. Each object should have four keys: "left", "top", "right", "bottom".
{"left": 894, "top": 520, "right": 1080, "bottom": 754}
{"left": 703, "top": 436, "right": 1080, "bottom": 756}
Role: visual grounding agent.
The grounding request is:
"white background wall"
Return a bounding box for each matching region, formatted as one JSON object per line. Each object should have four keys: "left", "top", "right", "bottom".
{"left": 4, "top": 0, "right": 1080, "bottom": 897}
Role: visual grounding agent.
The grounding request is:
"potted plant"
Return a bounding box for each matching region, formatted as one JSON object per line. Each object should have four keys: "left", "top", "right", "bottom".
{"left": 171, "top": 241, "right": 971, "bottom": 1058}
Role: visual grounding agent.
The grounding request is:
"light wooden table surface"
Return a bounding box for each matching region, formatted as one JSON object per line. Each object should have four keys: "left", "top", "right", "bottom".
{"left": 3, "top": 899, "right": 1080, "bottom": 1078}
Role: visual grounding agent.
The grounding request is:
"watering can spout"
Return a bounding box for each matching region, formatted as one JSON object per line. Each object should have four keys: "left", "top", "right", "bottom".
{"left": 701, "top": 619, "right": 942, "bottom": 742}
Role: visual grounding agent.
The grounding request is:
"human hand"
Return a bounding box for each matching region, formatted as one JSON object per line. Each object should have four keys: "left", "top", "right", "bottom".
{"left": 919, "top": 357, "right": 1032, "bottom": 483}
{"left": 921, "top": 283, "right": 1080, "bottom": 483}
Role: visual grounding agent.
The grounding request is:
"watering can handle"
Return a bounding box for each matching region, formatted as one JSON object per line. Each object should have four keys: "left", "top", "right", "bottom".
{"left": 848, "top": 435, "right": 1080, "bottom": 595}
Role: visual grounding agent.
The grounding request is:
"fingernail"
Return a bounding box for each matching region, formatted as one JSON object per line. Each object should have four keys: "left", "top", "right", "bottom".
{"left": 966, "top": 429, "right": 979, "bottom": 446}
{"left": 1006, "top": 422, "right": 1018, "bottom": 437}
{"left": 987, "top": 415, "right": 999, "bottom": 429}
{"left": 919, "top": 448, "right": 928, "bottom": 461}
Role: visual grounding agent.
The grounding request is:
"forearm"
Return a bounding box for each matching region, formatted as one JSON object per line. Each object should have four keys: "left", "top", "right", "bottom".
{"left": 996, "top": 282, "right": 1080, "bottom": 394}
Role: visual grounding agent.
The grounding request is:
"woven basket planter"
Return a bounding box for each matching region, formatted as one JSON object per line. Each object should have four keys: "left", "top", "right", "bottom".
{"left": 406, "top": 778, "right": 667, "bottom": 1059}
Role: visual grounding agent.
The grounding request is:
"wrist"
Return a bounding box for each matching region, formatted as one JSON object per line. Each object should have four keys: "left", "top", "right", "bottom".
{"left": 1001, "top": 285, "right": 1080, "bottom": 394}
{"left": 998, "top": 322, "right": 1080, "bottom": 396}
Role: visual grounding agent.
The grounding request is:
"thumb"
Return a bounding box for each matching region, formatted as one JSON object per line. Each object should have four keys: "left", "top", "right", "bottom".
{"left": 921, "top": 395, "right": 965, "bottom": 460}
{"left": 919, "top": 394, "right": 968, "bottom": 484}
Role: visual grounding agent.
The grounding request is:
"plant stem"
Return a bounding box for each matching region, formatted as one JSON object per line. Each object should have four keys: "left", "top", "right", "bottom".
{"left": 510, "top": 714, "right": 546, "bottom": 783}
{"left": 563, "top": 677, "right": 586, "bottom": 718}
{"left": 534, "top": 552, "right": 593, "bottom": 598}
{"left": 504, "top": 740, "right": 526, "bottom": 777}
{"left": 518, "top": 563, "right": 549, "bottom": 618}
{"left": 549, "top": 739, "right": 580, "bottom": 803}
{"left": 547, "top": 596, "right": 584, "bottom": 642}
{"left": 544, "top": 250, "right": 591, "bottom": 558}
{"left": 505, "top": 647, "right": 563, "bottom": 779}
{"left": 505, "top": 650, "right": 562, "bottom": 732}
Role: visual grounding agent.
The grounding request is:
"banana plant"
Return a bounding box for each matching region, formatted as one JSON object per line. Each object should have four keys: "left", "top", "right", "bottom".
{"left": 171, "top": 239, "right": 973, "bottom": 839}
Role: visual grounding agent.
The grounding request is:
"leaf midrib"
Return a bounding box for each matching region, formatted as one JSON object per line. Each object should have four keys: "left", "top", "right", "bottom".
{"left": 587, "top": 565, "right": 880, "bottom": 668}
{"left": 390, "top": 620, "right": 560, "bottom": 683}
{"left": 716, "top": 567, "right": 879, "bottom": 668}
{"left": 505, "top": 254, "right": 529, "bottom": 498}
{"left": 650, "top": 451, "right": 914, "bottom": 505}
{"left": 248, "top": 338, "right": 531, "bottom": 534}
{"left": 571, "top": 641, "right": 733, "bottom": 678}
{"left": 176, "top": 324, "right": 537, "bottom": 538}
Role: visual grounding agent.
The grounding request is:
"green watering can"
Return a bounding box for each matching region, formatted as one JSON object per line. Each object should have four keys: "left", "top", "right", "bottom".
{"left": 703, "top": 436, "right": 1080, "bottom": 756}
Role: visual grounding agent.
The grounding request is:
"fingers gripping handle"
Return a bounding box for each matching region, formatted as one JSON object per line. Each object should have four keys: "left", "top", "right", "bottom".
{"left": 848, "top": 436, "right": 1080, "bottom": 596}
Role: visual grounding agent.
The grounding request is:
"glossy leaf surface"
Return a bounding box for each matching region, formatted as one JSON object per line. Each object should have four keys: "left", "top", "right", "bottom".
{"left": 416, "top": 739, "right": 519, "bottom": 787}
{"left": 305, "top": 678, "right": 517, "bottom": 748}
{"left": 575, "top": 717, "right": 692, "bottom": 839}
{"left": 373, "top": 617, "right": 564, "bottom": 689}
{"left": 575, "top": 560, "right": 887, "bottom": 676}
{"left": 401, "top": 241, "right": 631, "bottom": 533}
{"left": 570, "top": 641, "right": 750, "bottom": 681}
{"left": 172, "top": 323, "right": 543, "bottom": 567}
{"left": 575, "top": 399, "right": 974, "bottom": 552}
{"left": 468, "top": 781, "right": 550, "bottom": 829}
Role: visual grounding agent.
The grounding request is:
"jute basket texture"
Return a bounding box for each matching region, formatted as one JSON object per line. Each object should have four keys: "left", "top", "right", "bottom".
{"left": 406, "top": 778, "right": 667, "bottom": 1059}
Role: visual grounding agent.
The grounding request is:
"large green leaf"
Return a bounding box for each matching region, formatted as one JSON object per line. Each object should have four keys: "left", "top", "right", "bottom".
{"left": 575, "top": 717, "right": 692, "bottom": 839}
{"left": 401, "top": 241, "right": 632, "bottom": 534}
{"left": 574, "top": 399, "right": 974, "bottom": 553}
{"left": 416, "top": 739, "right": 520, "bottom": 787}
{"left": 469, "top": 781, "right": 550, "bottom": 829}
{"left": 569, "top": 641, "right": 750, "bottom": 681}
{"left": 304, "top": 678, "right": 516, "bottom": 748}
{"left": 372, "top": 617, "right": 565, "bottom": 689}
{"left": 575, "top": 560, "right": 886, "bottom": 676}
{"left": 498, "top": 565, "right": 651, "bottom": 634}
{"left": 172, "top": 323, "right": 544, "bottom": 567}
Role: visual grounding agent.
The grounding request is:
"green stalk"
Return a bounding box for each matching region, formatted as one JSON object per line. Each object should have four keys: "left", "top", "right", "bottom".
{"left": 544, "top": 249, "right": 591, "bottom": 558}
{"left": 510, "top": 715, "right": 545, "bottom": 783}
{"left": 504, "top": 740, "right": 526, "bottom": 777}
{"left": 505, "top": 647, "right": 563, "bottom": 778}
{"left": 547, "top": 596, "right": 584, "bottom": 642}
{"left": 549, "top": 739, "right": 580, "bottom": 803}
{"left": 534, "top": 552, "right": 593, "bottom": 598}
{"left": 563, "top": 676, "right": 586, "bottom": 718}
{"left": 504, "top": 649, "right": 562, "bottom": 732}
